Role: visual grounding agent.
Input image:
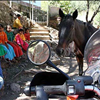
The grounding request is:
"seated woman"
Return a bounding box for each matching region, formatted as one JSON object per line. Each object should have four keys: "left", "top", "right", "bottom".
{"left": 0, "top": 24, "right": 16, "bottom": 61}
{"left": 5, "top": 25, "right": 23, "bottom": 58}
{"left": 24, "top": 28, "right": 30, "bottom": 43}
{"left": 14, "top": 29, "right": 29, "bottom": 51}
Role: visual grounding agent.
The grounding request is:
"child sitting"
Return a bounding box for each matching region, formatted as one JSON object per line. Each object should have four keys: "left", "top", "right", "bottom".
{"left": 14, "top": 29, "right": 29, "bottom": 51}
{"left": 24, "top": 28, "right": 30, "bottom": 43}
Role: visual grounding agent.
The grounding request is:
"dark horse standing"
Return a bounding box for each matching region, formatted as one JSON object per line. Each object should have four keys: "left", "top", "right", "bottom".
{"left": 56, "top": 9, "right": 97, "bottom": 76}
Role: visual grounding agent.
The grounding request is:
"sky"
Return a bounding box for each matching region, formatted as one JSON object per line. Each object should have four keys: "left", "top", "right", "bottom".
{"left": 23, "top": 1, "right": 41, "bottom": 7}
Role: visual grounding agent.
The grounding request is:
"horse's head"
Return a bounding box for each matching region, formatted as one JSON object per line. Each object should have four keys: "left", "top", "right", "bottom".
{"left": 56, "top": 9, "right": 78, "bottom": 56}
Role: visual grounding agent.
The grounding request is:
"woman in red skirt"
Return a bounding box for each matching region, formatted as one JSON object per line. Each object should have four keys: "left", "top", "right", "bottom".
{"left": 5, "top": 25, "right": 23, "bottom": 58}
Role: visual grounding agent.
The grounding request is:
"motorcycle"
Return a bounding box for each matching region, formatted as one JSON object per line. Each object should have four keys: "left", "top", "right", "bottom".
{"left": 24, "top": 29, "right": 100, "bottom": 100}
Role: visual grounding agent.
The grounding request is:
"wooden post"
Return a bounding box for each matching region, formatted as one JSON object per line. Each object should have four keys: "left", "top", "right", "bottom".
{"left": 32, "top": 0, "right": 34, "bottom": 23}
{"left": 10, "top": 0, "right": 12, "bottom": 8}
{"left": 47, "top": 5, "right": 49, "bottom": 26}
{"left": 20, "top": 0, "right": 21, "bottom": 12}
{"left": 29, "top": 0, "right": 31, "bottom": 20}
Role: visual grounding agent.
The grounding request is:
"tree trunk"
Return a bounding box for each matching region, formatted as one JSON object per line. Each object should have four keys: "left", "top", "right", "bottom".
{"left": 86, "top": 0, "right": 89, "bottom": 22}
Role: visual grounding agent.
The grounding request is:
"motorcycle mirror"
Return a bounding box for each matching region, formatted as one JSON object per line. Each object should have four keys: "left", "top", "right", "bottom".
{"left": 27, "top": 40, "right": 51, "bottom": 65}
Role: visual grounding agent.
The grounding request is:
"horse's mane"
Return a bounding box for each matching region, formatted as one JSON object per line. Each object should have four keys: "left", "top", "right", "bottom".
{"left": 87, "top": 23, "right": 97, "bottom": 34}
{"left": 75, "top": 19, "right": 97, "bottom": 38}
{"left": 76, "top": 19, "right": 97, "bottom": 33}
{"left": 65, "top": 14, "right": 97, "bottom": 33}
{"left": 73, "top": 19, "right": 97, "bottom": 54}
{"left": 76, "top": 19, "right": 85, "bottom": 24}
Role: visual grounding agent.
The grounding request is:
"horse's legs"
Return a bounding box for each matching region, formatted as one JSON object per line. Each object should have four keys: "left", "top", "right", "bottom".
{"left": 76, "top": 56, "right": 83, "bottom": 76}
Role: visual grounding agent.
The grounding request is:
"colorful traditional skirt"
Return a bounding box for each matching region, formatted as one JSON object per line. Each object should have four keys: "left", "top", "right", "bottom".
{"left": 0, "top": 45, "right": 6, "bottom": 57}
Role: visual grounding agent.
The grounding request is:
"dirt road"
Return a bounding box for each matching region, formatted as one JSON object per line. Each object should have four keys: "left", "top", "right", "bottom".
{"left": 0, "top": 57, "right": 88, "bottom": 100}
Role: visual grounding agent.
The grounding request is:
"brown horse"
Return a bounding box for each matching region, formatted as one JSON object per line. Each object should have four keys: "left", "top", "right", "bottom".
{"left": 56, "top": 9, "right": 97, "bottom": 76}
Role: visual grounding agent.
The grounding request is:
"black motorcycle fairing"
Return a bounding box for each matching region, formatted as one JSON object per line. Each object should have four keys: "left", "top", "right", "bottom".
{"left": 26, "top": 72, "right": 68, "bottom": 96}
{"left": 30, "top": 72, "right": 68, "bottom": 87}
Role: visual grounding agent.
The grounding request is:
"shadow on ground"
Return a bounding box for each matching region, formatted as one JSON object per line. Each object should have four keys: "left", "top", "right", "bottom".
{"left": 0, "top": 56, "right": 89, "bottom": 100}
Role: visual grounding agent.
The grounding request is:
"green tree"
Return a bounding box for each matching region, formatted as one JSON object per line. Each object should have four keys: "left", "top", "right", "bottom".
{"left": 41, "top": 1, "right": 71, "bottom": 13}
{"left": 69, "top": 1, "right": 87, "bottom": 13}
{"left": 41, "top": 1, "right": 50, "bottom": 11}
{"left": 85, "top": 0, "right": 100, "bottom": 26}
{"left": 41, "top": 0, "right": 100, "bottom": 26}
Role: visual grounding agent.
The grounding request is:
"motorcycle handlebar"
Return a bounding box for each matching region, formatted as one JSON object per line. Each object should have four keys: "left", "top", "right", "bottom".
{"left": 24, "top": 83, "right": 66, "bottom": 96}
{"left": 36, "top": 86, "right": 48, "bottom": 100}
{"left": 24, "top": 80, "right": 85, "bottom": 96}
{"left": 44, "top": 83, "right": 66, "bottom": 95}
{"left": 24, "top": 85, "right": 100, "bottom": 99}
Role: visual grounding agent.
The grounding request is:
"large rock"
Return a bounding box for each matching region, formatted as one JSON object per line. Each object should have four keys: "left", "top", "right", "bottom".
{"left": 49, "top": 28, "right": 59, "bottom": 41}
{"left": 16, "top": 96, "right": 31, "bottom": 100}
{"left": 50, "top": 51, "right": 60, "bottom": 65}
{"left": 10, "top": 83, "right": 20, "bottom": 93}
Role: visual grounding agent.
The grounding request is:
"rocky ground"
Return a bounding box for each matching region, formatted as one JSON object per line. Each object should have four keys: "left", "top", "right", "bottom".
{"left": 0, "top": 53, "right": 97, "bottom": 100}
{"left": 0, "top": 55, "right": 88, "bottom": 100}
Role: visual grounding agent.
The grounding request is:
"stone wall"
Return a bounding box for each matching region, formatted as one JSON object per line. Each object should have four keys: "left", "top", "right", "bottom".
{"left": 0, "top": 1, "right": 33, "bottom": 29}
{"left": 0, "top": 1, "right": 47, "bottom": 29}
{"left": 0, "top": 2, "right": 13, "bottom": 27}
{"left": 12, "top": 1, "right": 47, "bottom": 22}
{"left": 48, "top": 6, "right": 59, "bottom": 30}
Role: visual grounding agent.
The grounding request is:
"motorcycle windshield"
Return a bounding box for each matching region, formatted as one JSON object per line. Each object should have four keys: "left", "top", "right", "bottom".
{"left": 84, "top": 29, "right": 100, "bottom": 75}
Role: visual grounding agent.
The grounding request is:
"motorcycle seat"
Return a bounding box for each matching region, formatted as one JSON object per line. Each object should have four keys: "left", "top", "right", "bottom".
{"left": 74, "top": 76, "right": 93, "bottom": 85}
